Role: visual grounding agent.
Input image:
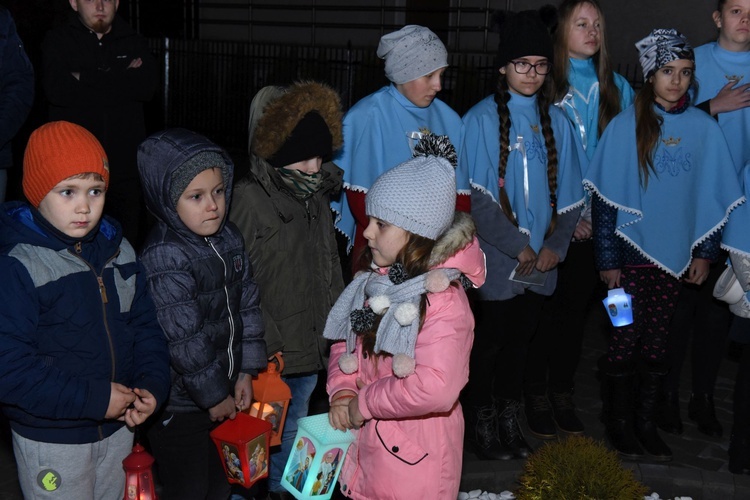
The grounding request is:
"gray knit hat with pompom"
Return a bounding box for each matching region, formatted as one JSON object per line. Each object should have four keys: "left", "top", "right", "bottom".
{"left": 365, "top": 134, "right": 457, "bottom": 240}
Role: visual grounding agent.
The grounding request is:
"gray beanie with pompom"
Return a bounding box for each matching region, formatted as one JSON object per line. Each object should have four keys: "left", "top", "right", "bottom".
{"left": 365, "top": 134, "right": 457, "bottom": 240}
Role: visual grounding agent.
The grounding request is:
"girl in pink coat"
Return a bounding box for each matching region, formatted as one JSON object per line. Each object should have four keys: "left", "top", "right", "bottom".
{"left": 323, "top": 135, "right": 486, "bottom": 499}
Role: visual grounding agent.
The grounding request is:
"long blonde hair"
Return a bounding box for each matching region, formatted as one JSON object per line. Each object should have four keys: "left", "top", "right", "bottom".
{"left": 552, "top": 0, "right": 623, "bottom": 136}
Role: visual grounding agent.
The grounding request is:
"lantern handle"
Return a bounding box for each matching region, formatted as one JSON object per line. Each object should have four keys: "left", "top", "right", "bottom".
{"left": 270, "top": 352, "right": 284, "bottom": 374}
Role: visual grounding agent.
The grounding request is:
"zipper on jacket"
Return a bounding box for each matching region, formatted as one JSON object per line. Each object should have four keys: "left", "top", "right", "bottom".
{"left": 206, "top": 237, "right": 236, "bottom": 379}
{"left": 67, "top": 247, "right": 121, "bottom": 382}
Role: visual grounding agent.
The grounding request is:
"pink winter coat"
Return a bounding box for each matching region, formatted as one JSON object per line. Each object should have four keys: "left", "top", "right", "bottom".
{"left": 327, "top": 216, "right": 486, "bottom": 500}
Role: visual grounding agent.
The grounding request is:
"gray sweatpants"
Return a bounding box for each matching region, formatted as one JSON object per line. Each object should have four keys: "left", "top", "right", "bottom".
{"left": 12, "top": 426, "right": 133, "bottom": 500}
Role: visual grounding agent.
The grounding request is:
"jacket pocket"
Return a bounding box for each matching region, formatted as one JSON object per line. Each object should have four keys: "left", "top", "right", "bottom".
{"left": 374, "top": 420, "right": 428, "bottom": 465}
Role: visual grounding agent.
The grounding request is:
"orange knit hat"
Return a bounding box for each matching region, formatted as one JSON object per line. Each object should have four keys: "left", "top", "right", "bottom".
{"left": 23, "top": 121, "right": 110, "bottom": 207}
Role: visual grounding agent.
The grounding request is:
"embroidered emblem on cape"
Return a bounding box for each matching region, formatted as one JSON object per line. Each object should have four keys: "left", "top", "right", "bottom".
{"left": 655, "top": 148, "right": 692, "bottom": 177}
{"left": 232, "top": 254, "right": 243, "bottom": 273}
{"left": 531, "top": 124, "right": 540, "bottom": 134}
{"left": 661, "top": 136, "right": 681, "bottom": 147}
{"left": 37, "top": 469, "right": 61, "bottom": 492}
{"left": 725, "top": 74, "right": 744, "bottom": 83}
{"left": 523, "top": 134, "right": 547, "bottom": 162}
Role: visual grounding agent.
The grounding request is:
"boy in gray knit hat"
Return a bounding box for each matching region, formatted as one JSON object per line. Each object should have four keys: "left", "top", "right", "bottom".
{"left": 137, "top": 128, "right": 266, "bottom": 499}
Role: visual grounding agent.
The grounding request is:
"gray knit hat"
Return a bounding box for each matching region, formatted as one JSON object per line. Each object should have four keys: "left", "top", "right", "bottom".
{"left": 365, "top": 137, "right": 456, "bottom": 240}
{"left": 377, "top": 25, "right": 448, "bottom": 84}
{"left": 169, "top": 151, "right": 227, "bottom": 207}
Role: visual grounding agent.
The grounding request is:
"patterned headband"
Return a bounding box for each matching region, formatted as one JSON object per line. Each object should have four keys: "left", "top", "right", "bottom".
{"left": 636, "top": 28, "right": 694, "bottom": 78}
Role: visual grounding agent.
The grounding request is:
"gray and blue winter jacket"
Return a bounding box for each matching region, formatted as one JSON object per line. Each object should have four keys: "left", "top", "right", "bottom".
{"left": 0, "top": 204, "right": 170, "bottom": 444}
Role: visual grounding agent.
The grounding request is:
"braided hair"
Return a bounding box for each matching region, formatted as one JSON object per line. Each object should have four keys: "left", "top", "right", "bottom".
{"left": 495, "top": 72, "right": 559, "bottom": 237}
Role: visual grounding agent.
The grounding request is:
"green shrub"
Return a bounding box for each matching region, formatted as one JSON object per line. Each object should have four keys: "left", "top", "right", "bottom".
{"left": 515, "top": 436, "right": 649, "bottom": 500}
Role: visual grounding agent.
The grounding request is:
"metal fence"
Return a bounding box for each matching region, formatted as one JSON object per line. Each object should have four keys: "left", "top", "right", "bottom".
{"left": 147, "top": 37, "right": 642, "bottom": 153}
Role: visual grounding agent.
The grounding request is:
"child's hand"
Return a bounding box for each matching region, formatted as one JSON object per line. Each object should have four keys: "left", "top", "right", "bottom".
{"left": 600, "top": 269, "right": 621, "bottom": 289}
{"left": 710, "top": 80, "right": 750, "bottom": 115}
{"left": 234, "top": 373, "right": 253, "bottom": 412}
{"left": 573, "top": 219, "right": 592, "bottom": 241}
{"left": 684, "top": 258, "right": 710, "bottom": 285}
{"left": 124, "top": 388, "right": 157, "bottom": 427}
{"left": 348, "top": 396, "right": 365, "bottom": 429}
{"left": 535, "top": 248, "right": 560, "bottom": 273}
{"left": 328, "top": 390, "right": 356, "bottom": 430}
{"left": 515, "top": 246, "right": 538, "bottom": 276}
{"left": 209, "top": 396, "right": 237, "bottom": 422}
{"left": 106, "top": 382, "right": 136, "bottom": 420}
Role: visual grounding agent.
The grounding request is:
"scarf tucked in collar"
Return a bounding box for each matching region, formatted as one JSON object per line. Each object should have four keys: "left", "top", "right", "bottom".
{"left": 655, "top": 93, "right": 690, "bottom": 114}
{"left": 277, "top": 167, "right": 325, "bottom": 199}
{"left": 323, "top": 265, "right": 463, "bottom": 378}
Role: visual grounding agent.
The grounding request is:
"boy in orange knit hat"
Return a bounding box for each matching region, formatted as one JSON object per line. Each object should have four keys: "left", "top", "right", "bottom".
{"left": 0, "top": 121, "right": 170, "bottom": 499}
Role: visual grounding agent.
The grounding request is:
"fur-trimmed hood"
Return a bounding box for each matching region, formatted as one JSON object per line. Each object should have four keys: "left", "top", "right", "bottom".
{"left": 251, "top": 81, "right": 343, "bottom": 161}
{"left": 429, "top": 211, "right": 485, "bottom": 287}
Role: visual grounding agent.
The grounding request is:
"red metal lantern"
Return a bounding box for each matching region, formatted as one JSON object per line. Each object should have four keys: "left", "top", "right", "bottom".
{"left": 122, "top": 442, "right": 157, "bottom": 500}
{"left": 248, "top": 353, "right": 292, "bottom": 446}
{"left": 210, "top": 412, "right": 273, "bottom": 488}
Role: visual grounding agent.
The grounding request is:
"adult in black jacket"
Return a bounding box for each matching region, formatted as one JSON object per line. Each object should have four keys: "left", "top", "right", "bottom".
{"left": 41, "top": 0, "right": 156, "bottom": 249}
{"left": 0, "top": 6, "right": 33, "bottom": 202}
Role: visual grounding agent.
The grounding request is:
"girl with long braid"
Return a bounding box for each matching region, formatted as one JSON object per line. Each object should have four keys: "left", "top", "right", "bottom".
{"left": 459, "top": 9, "right": 585, "bottom": 460}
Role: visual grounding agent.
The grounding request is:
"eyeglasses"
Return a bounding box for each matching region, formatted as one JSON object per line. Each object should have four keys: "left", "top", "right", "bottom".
{"left": 510, "top": 60, "right": 552, "bottom": 75}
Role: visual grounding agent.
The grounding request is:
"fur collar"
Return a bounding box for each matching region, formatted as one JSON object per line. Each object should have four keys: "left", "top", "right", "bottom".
{"left": 428, "top": 211, "right": 476, "bottom": 268}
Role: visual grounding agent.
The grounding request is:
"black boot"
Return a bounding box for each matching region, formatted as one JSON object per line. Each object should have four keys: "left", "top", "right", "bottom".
{"left": 497, "top": 399, "right": 533, "bottom": 459}
{"left": 601, "top": 368, "right": 644, "bottom": 460}
{"left": 465, "top": 403, "right": 514, "bottom": 460}
{"left": 656, "top": 391, "right": 683, "bottom": 435}
{"left": 688, "top": 393, "right": 723, "bottom": 438}
{"left": 524, "top": 394, "right": 557, "bottom": 439}
{"left": 634, "top": 369, "right": 673, "bottom": 461}
{"left": 550, "top": 390, "right": 584, "bottom": 434}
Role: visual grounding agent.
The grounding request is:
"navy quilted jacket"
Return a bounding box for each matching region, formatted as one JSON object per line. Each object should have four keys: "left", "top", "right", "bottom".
{"left": 0, "top": 203, "right": 170, "bottom": 444}
{"left": 138, "top": 128, "right": 266, "bottom": 413}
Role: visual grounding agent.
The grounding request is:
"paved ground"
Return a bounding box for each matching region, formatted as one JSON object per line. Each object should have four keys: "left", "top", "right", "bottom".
{"left": 2, "top": 306, "right": 750, "bottom": 499}
{"left": 460, "top": 306, "right": 750, "bottom": 499}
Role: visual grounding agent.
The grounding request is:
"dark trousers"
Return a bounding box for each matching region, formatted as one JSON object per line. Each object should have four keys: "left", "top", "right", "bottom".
{"left": 466, "top": 293, "right": 545, "bottom": 405}
{"left": 525, "top": 240, "right": 597, "bottom": 394}
{"left": 662, "top": 261, "right": 733, "bottom": 395}
{"left": 607, "top": 267, "right": 681, "bottom": 365}
{"left": 148, "top": 411, "right": 231, "bottom": 500}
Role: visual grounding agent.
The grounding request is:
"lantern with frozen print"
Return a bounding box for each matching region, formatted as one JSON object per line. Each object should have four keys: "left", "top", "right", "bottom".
{"left": 247, "top": 353, "right": 291, "bottom": 446}
{"left": 281, "top": 413, "right": 355, "bottom": 499}
{"left": 210, "top": 412, "right": 273, "bottom": 488}
{"left": 122, "top": 442, "right": 156, "bottom": 500}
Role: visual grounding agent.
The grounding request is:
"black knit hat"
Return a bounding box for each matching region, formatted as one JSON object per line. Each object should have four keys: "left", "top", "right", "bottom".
{"left": 268, "top": 112, "right": 333, "bottom": 168}
{"left": 495, "top": 10, "right": 554, "bottom": 67}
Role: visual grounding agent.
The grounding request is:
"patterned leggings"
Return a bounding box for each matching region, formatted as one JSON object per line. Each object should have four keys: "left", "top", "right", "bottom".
{"left": 607, "top": 266, "right": 681, "bottom": 365}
